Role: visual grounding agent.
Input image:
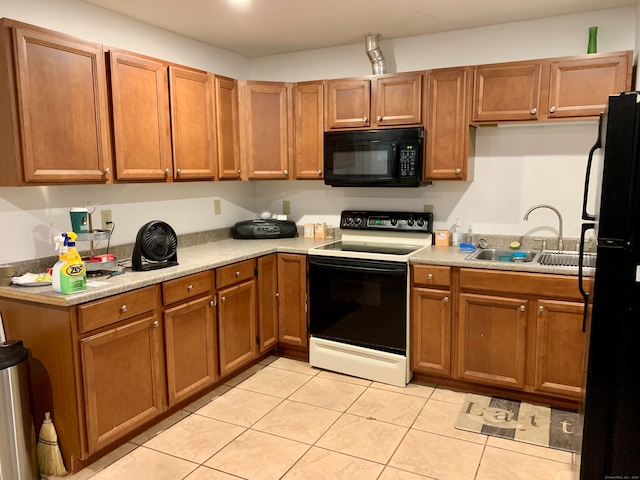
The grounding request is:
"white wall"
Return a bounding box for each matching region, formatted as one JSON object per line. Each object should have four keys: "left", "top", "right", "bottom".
{"left": 0, "top": 1, "right": 636, "bottom": 264}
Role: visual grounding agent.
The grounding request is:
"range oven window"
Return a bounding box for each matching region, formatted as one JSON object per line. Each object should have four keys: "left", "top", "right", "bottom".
{"left": 308, "top": 256, "right": 407, "bottom": 355}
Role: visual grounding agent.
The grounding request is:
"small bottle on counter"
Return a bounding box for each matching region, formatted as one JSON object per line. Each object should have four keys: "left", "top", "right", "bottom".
{"left": 463, "top": 225, "right": 473, "bottom": 244}
{"left": 451, "top": 217, "right": 462, "bottom": 246}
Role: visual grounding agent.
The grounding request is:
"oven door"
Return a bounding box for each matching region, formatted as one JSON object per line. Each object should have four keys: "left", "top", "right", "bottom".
{"left": 308, "top": 256, "right": 407, "bottom": 355}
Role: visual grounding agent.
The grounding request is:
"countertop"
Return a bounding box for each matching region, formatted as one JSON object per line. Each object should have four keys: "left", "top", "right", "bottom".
{"left": 0, "top": 236, "right": 587, "bottom": 307}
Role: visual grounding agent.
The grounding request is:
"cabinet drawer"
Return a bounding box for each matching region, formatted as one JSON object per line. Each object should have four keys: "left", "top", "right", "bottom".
{"left": 78, "top": 285, "right": 160, "bottom": 333}
{"left": 412, "top": 265, "right": 451, "bottom": 287}
{"left": 162, "top": 271, "right": 213, "bottom": 305}
{"left": 216, "top": 259, "right": 256, "bottom": 289}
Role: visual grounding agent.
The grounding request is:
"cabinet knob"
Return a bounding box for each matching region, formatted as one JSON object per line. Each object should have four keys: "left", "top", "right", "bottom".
{"left": 455, "top": 168, "right": 462, "bottom": 175}
{"left": 317, "top": 170, "right": 322, "bottom": 175}
{"left": 539, "top": 305, "right": 545, "bottom": 312}
{"left": 152, "top": 320, "right": 159, "bottom": 328}
{"left": 427, "top": 273, "right": 433, "bottom": 280}
{"left": 283, "top": 169, "right": 288, "bottom": 175}
{"left": 237, "top": 169, "right": 242, "bottom": 174}
{"left": 363, "top": 116, "right": 368, "bottom": 123}
{"left": 235, "top": 271, "right": 240, "bottom": 277}
{"left": 209, "top": 300, "right": 215, "bottom": 307}
{"left": 221, "top": 296, "right": 226, "bottom": 302}
{"left": 377, "top": 115, "right": 382, "bottom": 122}
{"left": 187, "top": 285, "right": 193, "bottom": 291}
{"left": 165, "top": 168, "right": 171, "bottom": 176}
{"left": 549, "top": 106, "right": 556, "bottom": 114}
{"left": 275, "top": 292, "right": 280, "bottom": 298}
{"left": 530, "top": 108, "right": 537, "bottom": 115}
{"left": 520, "top": 305, "right": 526, "bottom": 312}
{"left": 443, "top": 296, "right": 449, "bottom": 303}
{"left": 103, "top": 167, "right": 111, "bottom": 176}
{"left": 177, "top": 169, "right": 182, "bottom": 175}
{"left": 120, "top": 305, "right": 127, "bottom": 313}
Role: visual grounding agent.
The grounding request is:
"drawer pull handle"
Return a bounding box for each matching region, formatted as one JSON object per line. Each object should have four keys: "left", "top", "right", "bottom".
{"left": 443, "top": 296, "right": 449, "bottom": 303}
{"left": 427, "top": 273, "right": 433, "bottom": 280}
{"left": 520, "top": 305, "right": 526, "bottom": 312}
{"left": 152, "top": 320, "right": 159, "bottom": 328}
{"left": 235, "top": 271, "right": 240, "bottom": 277}
{"left": 187, "top": 285, "right": 193, "bottom": 291}
{"left": 121, "top": 305, "right": 127, "bottom": 313}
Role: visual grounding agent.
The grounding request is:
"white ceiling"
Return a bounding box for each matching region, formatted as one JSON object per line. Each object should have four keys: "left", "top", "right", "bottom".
{"left": 78, "top": 0, "right": 637, "bottom": 58}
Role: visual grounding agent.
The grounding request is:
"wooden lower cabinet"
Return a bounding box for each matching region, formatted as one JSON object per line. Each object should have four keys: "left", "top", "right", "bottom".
{"left": 277, "top": 253, "right": 308, "bottom": 346}
{"left": 457, "top": 293, "right": 528, "bottom": 389}
{"left": 411, "top": 287, "right": 452, "bottom": 375}
{"left": 217, "top": 279, "right": 257, "bottom": 376}
{"left": 80, "top": 312, "right": 166, "bottom": 453}
{"left": 164, "top": 295, "right": 218, "bottom": 405}
{"left": 534, "top": 299, "right": 586, "bottom": 399}
{"left": 257, "top": 254, "right": 279, "bottom": 352}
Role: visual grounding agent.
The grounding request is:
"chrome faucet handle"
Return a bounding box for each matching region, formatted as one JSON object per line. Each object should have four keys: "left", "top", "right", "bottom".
{"left": 476, "top": 238, "right": 488, "bottom": 249}
{"left": 533, "top": 238, "right": 547, "bottom": 251}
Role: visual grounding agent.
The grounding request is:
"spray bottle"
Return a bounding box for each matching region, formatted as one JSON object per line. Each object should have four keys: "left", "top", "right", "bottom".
{"left": 52, "top": 232, "right": 87, "bottom": 294}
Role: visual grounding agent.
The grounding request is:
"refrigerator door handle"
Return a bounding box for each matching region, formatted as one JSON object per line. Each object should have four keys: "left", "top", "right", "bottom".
{"left": 579, "top": 222, "right": 595, "bottom": 332}
{"left": 581, "top": 113, "right": 603, "bottom": 221}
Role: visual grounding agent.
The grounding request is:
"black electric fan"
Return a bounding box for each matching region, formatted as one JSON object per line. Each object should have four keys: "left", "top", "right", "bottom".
{"left": 131, "top": 221, "right": 178, "bottom": 271}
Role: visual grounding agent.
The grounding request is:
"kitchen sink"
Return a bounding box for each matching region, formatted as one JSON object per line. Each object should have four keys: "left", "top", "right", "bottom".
{"left": 537, "top": 250, "right": 597, "bottom": 268}
{"left": 466, "top": 248, "right": 538, "bottom": 263}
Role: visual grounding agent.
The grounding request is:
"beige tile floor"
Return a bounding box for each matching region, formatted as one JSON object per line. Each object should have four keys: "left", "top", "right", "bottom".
{"left": 45, "top": 356, "right": 575, "bottom": 480}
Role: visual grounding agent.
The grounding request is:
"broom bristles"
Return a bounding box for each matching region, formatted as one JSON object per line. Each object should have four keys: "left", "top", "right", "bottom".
{"left": 38, "top": 412, "right": 68, "bottom": 477}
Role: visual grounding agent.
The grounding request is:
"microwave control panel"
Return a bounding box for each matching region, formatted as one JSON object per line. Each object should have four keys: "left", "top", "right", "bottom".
{"left": 399, "top": 146, "right": 418, "bottom": 178}
{"left": 340, "top": 210, "right": 433, "bottom": 233}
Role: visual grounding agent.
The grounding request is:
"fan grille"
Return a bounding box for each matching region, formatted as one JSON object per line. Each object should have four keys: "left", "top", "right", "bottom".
{"left": 140, "top": 222, "right": 178, "bottom": 261}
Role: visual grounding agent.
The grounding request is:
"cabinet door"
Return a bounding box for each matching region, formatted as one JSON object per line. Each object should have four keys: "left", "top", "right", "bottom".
{"left": 257, "top": 255, "right": 279, "bottom": 353}
{"left": 411, "top": 287, "right": 452, "bottom": 376}
{"left": 81, "top": 314, "right": 165, "bottom": 453}
{"left": 534, "top": 299, "right": 585, "bottom": 399}
{"left": 325, "top": 79, "right": 371, "bottom": 129}
{"left": 240, "top": 81, "right": 290, "bottom": 179}
{"left": 457, "top": 293, "right": 528, "bottom": 389}
{"left": 277, "top": 254, "right": 308, "bottom": 347}
{"left": 425, "top": 67, "right": 473, "bottom": 180}
{"left": 218, "top": 279, "right": 257, "bottom": 376}
{"left": 473, "top": 63, "right": 542, "bottom": 122}
{"left": 293, "top": 81, "right": 324, "bottom": 179}
{"left": 109, "top": 50, "right": 172, "bottom": 181}
{"left": 169, "top": 66, "right": 216, "bottom": 180}
{"left": 164, "top": 295, "right": 218, "bottom": 405}
{"left": 375, "top": 73, "right": 422, "bottom": 126}
{"left": 215, "top": 75, "right": 241, "bottom": 180}
{"left": 6, "top": 22, "right": 112, "bottom": 184}
{"left": 547, "top": 52, "right": 632, "bottom": 119}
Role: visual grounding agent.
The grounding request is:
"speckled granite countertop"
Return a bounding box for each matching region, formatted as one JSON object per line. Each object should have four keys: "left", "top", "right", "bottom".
{"left": 0, "top": 235, "right": 589, "bottom": 307}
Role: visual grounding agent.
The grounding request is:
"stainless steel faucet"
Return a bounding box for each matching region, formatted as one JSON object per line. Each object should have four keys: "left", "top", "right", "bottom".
{"left": 523, "top": 204, "right": 564, "bottom": 251}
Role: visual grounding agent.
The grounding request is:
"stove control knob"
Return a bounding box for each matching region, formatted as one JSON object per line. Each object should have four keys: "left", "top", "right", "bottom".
{"left": 344, "top": 217, "right": 353, "bottom": 226}
{"left": 407, "top": 218, "right": 415, "bottom": 227}
{"left": 354, "top": 217, "right": 362, "bottom": 226}
{"left": 390, "top": 218, "right": 398, "bottom": 226}
{"left": 417, "top": 218, "right": 425, "bottom": 227}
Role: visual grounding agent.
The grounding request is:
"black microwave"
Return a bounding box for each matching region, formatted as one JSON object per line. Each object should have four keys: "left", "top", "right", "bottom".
{"left": 323, "top": 127, "right": 424, "bottom": 187}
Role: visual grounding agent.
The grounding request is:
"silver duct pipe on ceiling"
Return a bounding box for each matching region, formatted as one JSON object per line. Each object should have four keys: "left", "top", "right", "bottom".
{"left": 365, "top": 34, "right": 386, "bottom": 75}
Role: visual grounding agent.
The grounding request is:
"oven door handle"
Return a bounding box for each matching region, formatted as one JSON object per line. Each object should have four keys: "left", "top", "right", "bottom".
{"left": 309, "top": 257, "right": 406, "bottom": 275}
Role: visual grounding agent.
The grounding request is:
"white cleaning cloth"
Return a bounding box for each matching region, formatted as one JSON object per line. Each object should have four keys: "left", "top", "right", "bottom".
{"left": 11, "top": 273, "right": 50, "bottom": 285}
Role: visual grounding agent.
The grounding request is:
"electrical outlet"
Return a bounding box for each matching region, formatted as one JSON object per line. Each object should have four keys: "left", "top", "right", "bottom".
{"left": 283, "top": 200, "right": 291, "bottom": 215}
{"left": 213, "top": 199, "right": 221, "bottom": 215}
{"left": 101, "top": 210, "right": 112, "bottom": 230}
{"left": 423, "top": 204, "right": 434, "bottom": 214}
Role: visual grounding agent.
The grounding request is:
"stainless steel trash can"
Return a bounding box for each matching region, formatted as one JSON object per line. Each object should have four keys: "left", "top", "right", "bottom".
{"left": 0, "top": 341, "right": 38, "bottom": 480}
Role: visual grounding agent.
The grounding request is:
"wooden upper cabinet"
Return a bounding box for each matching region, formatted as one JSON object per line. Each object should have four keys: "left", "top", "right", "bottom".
{"left": 424, "top": 67, "right": 474, "bottom": 180}
{"left": 325, "top": 78, "right": 371, "bottom": 129}
{"left": 0, "top": 19, "right": 112, "bottom": 185}
{"left": 325, "top": 72, "right": 423, "bottom": 130}
{"left": 547, "top": 51, "right": 632, "bottom": 119}
{"left": 240, "top": 80, "right": 291, "bottom": 179}
{"left": 473, "top": 51, "right": 633, "bottom": 124}
{"left": 168, "top": 66, "right": 216, "bottom": 181}
{"left": 215, "top": 75, "right": 241, "bottom": 180}
{"left": 375, "top": 72, "right": 422, "bottom": 126}
{"left": 473, "top": 62, "right": 542, "bottom": 122}
{"left": 109, "top": 49, "right": 172, "bottom": 181}
{"left": 293, "top": 81, "right": 324, "bottom": 179}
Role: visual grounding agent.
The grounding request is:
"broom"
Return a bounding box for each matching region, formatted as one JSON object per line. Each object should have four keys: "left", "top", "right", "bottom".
{"left": 37, "top": 412, "right": 69, "bottom": 477}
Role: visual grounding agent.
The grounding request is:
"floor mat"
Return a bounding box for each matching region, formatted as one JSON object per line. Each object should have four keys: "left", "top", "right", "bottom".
{"left": 454, "top": 393, "right": 579, "bottom": 452}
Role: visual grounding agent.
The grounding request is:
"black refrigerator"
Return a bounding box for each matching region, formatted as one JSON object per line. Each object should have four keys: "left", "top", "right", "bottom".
{"left": 577, "top": 91, "right": 640, "bottom": 479}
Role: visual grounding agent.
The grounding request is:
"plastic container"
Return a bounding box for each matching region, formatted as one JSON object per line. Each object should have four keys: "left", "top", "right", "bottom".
{"left": 0, "top": 341, "right": 38, "bottom": 480}
{"left": 512, "top": 251, "right": 527, "bottom": 263}
{"left": 52, "top": 232, "right": 87, "bottom": 294}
